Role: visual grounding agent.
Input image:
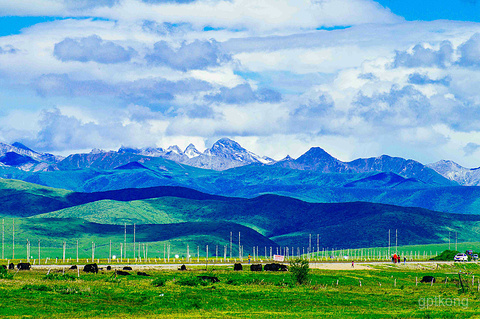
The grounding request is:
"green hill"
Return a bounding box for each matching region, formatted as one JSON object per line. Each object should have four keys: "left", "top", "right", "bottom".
{"left": 2, "top": 217, "right": 275, "bottom": 259}
{"left": 38, "top": 194, "right": 480, "bottom": 249}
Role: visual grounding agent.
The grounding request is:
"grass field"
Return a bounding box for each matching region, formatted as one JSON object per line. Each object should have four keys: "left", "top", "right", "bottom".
{"left": 1, "top": 262, "right": 480, "bottom": 318}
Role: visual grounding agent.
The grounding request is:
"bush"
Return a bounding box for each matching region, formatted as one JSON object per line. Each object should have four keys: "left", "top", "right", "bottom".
{"left": 152, "top": 277, "right": 166, "bottom": 287}
{"left": 289, "top": 258, "right": 310, "bottom": 285}
{"left": 176, "top": 277, "right": 208, "bottom": 287}
{"left": 430, "top": 250, "right": 460, "bottom": 261}
{"left": 0, "top": 267, "right": 13, "bottom": 279}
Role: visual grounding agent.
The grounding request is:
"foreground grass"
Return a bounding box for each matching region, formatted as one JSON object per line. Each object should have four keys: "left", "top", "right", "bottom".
{"left": 1, "top": 263, "right": 480, "bottom": 318}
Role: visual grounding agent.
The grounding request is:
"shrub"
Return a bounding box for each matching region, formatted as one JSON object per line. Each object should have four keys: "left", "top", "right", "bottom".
{"left": 176, "top": 277, "right": 208, "bottom": 287}
{"left": 289, "top": 258, "right": 310, "bottom": 285}
{"left": 0, "top": 267, "right": 13, "bottom": 279}
{"left": 22, "top": 284, "right": 52, "bottom": 292}
{"left": 152, "top": 277, "right": 166, "bottom": 287}
{"left": 430, "top": 250, "right": 460, "bottom": 261}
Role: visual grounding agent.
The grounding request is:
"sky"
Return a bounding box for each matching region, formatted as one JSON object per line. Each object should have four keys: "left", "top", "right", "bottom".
{"left": 1, "top": 1, "right": 480, "bottom": 167}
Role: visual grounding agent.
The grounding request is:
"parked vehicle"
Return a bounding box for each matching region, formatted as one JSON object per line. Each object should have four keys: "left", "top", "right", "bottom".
{"left": 454, "top": 253, "right": 468, "bottom": 262}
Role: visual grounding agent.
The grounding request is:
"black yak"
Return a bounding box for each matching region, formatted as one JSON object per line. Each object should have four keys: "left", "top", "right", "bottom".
{"left": 250, "top": 264, "right": 262, "bottom": 271}
{"left": 17, "top": 263, "right": 31, "bottom": 270}
{"left": 83, "top": 263, "right": 98, "bottom": 273}
{"left": 234, "top": 263, "right": 243, "bottom": 271}
{"left": 420, "top": 276, "right": 435, "bottom": 283}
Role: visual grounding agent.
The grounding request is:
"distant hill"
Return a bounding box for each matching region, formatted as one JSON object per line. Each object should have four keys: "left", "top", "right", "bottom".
{"left": 0, "top": 179, "right": 479, "bottom": 249}
{"left": 10, "top": 217, "right": 277, "bottom": 258}
{"left": 0, "top": 179, "right": 229, "bottom": 217}
{"left": 37, "top": 193, "right": 480, "bottom": 249}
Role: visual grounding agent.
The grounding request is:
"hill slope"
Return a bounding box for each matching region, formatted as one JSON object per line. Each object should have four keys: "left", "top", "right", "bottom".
{"left": 38, "top": 194, "right": 480, "bottom": 249}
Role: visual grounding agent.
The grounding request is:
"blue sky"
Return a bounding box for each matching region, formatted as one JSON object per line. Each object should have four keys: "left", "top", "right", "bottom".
{"left": 378, "top": 0, "right": 480, "bottom": 22}
{"left": 1, "top": 0, "right": 480, "bottom": 167}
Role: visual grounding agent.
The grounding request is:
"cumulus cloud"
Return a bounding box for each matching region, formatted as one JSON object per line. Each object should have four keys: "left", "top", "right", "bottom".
{"left": 146, "top": 40, "right": 231, "bottom": 71}
{"left": 464, "top": 142, "right": 480, "bottom": 156}
{"left": 54, "top": 35, "right": 136, "bottom": 64}
{"left": 205, "top": 83, "right": 281, "bottom": 104}
{"left": 392, "top": 41, "right": 453, "bottom": 68}
{"left": 292, "top": 93, "right": 335, "bottom": 117}
{"left": 0, "top": 45, "right": 17, "bottom": 54}
{"left": 35, "top": 74, "right": 114, "bottom": 97}
{"left": 352, "top": 85, "right": 431, "bottom": 126}
{"left": 407, "top": 73, "right": 451, "bottom": 86}
{"left": 458, "top": 33, "right": 480, "bottom": 67}
{"left": 64, "top": 0, "right": 118, "bottom": 10}
{"left": 34, "top": 74, "right": 212, "bottom": 106}
{"left": 22, "top": 108, "right": 159, "bottom": 152}
{"left": 0, "top": 0, "right": 401, "bottom": 32}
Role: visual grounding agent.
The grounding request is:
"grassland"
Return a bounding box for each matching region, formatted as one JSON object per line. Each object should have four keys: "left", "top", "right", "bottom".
{"left": 1, "top": 262, "right": 480, "bottom": 318}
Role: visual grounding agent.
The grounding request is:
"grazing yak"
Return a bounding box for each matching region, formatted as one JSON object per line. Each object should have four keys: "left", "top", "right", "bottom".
{"left": 234, "top": 263, "right": 243, "bottom": 271}
{"left": 123, "top": 266, "right": 133, "bottom": 270}
{"left": 116, "top": 270, "right": 131, "bottom": 276}
{"left": 420, "top": 276, "right": 435, "bottom": 283}
{"left": 197, "top": 276, "right": 220, "bottom": 283}
{"left": 8, "top": 263, "right": 14, "bottom": 270}
{"left": 178, "top": 264, "right": 187, "bottom": 271}
{"left": 264, "top": 263, "right": 288, "bottom": 271}
{"left": 17, "top": 263, "right": 31, "bottom": 270}
{"left": 250, "top": 264, "right": 262, "bottom": 271}
{"left": 69, "top": 265, "right": 77, "bottom": 270}
{"left": 83, "top": 263, "right": 98, "bottom": 273}
{"left": 1, "top": 265, "right": 6, "bottom": 269}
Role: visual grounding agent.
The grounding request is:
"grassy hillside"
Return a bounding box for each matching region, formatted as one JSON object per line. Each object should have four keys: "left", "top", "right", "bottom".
{"left": 38, "top": 195, "right": 480, "bottom": 249}
{"left": 2, "top": 178, "right": 480, "bottom": 251}
{"left": 0, "top": 179, "right": 73, "bottom": 217}
{"left": 1, "top": 217, "right": 276, "bottom": 259}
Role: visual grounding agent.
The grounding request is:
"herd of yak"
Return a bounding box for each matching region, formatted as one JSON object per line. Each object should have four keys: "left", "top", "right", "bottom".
{"left": 1, "top": 262, "right": 440, "bottom": 285}
{"left": 1, "top": 262, "right": 289, "bottom": 282}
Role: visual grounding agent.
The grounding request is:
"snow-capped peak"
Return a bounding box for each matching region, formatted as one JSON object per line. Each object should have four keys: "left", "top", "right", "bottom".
{"left": 184, "top": 144, "right": 201, "bottom": 158}
{"left": 90, "top": 148, "right": 106, "bottom": 154}
{"left": 166, "top": 145, "right": 183, "bottom": 155}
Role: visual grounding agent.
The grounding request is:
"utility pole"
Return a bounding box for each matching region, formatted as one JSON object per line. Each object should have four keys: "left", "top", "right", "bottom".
{"left": 456, "top": 232, "right": 458, "bottom": 251}
{"left": 449, "top": 231, "right": 451, "bottom": 250}
{"left": 133, "top": 224, "right": 136, "bottom": 259}
{"left": 38, "top": 239, "right": 40, "bottom": 262}
{"left": 395, "top": 229, "right": 398, "bottom": 254}
{"left": 229, "top": 232, "right": 232, "bottom": 260}
{"left": 109, "top": 240, "right": 112, "bottom": 262}
{"left": 124, "top": 223, "right": 127, "bottom": 260}
{"left": 63, "top": 241, "right": 66, "bottom": 262}
{"left": 309, "top": 234, "right": 312, "bottom": 255}
{"left": 388, "top": 229, "right": 390, "bottom": 257}
{"left": 238, "top": 232, "right": 241, "bottom": 259}
{"left": 12, "top": 219, "right": 14, "bottom": 259}
{"left": 2, "top": 219, "right": 4, "bottom": 259}
{"left": 76, "top": 240, "right": 79, "bottom": 262}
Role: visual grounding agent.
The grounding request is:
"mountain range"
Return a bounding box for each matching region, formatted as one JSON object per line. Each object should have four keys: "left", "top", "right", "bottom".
{"left": 427, "top": 160, "right": 480, "bottom": 186}
{"left": 0, "top": 138, "right": 455, "bottom": 184}
{"left": 2, "top": 138, "right": 480, "bottom": 214}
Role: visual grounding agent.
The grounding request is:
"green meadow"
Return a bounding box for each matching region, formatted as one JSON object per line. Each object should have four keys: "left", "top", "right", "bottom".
{"left": 1, "top": 262, "right": 480, "bottom": 318}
